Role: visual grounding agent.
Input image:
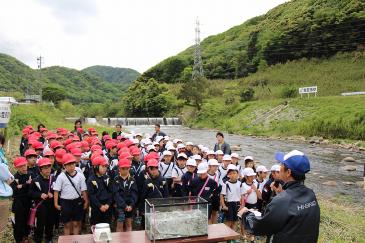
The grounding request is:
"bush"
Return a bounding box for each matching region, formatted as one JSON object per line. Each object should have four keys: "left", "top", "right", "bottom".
{"left": 225, "top": 97, "right": 236, "bottom": 105}
{"left": 280, "top": 86, "right": 297, "bottom": 98}
{"left": 240, "top": 88, "right": 255, "bottom": 102}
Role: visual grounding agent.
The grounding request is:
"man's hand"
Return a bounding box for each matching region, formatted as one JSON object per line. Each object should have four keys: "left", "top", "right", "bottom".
{"left": 55, "top": 204, "right": 61, "bottom": 211}
{"left": 40, "top": 193, "right": 48, "bottom": 200}
{"left": 16, "top": 184, "right": 22, "bottom": 189}
{"left": 100, "top": 205, "right": 107, "bottom": 212}
{"left": 270, "top": 182, "right": 283, "bottom": 194}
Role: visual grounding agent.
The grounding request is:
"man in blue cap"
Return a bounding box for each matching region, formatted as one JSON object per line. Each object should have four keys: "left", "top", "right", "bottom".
{"left": 238, "top": 150, "right": 320, "bottom": 243}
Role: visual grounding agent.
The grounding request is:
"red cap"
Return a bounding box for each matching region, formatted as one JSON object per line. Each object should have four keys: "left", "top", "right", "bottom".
{"left": 149, "top": 152, "right": 160, "bottom": 160}
{"left": 72, "top": 136, "right": 80, "bottom": 142}
{"left": 147, "top": 159, "right": 159, "bottom": 167}
{"left": 130, "top": 147, "right": 141, "bottom": 156}
{"left": 91, "top": 144, "right": 102, "bottom": 152}
{"left": 32, "top": 141, "right": 44, "bottom": 150}
{"left": 88, "top": 127, "right": 96, "bottom": 132}
{"left": 43, "top": 149, "right": 55, "bottom": 157}
{"left": 92, "top": 156, "right": 108, "bottom": 166}
{"left": 81, "top": 141, "right": 89, "bottom": 148}
{"left": 55, "top": 149, "right": 67, "bottom": 162}
{"left": 93, "top": 149, "right": 104, "bottom": 155}
{"left": 24, "top": 149, "right": 37, "bottom": 157}
{"left": 73, "top": 142, "right": 82, "bottom": 148}
{"left": 118, "top": 152, "right": 132, "bottom": 160}
{"left": 103, "top": 135, "right": 111, "bottom": 141}
{"left": 14, "top": 157, "right": 28, "bottom": 167}
{"left": 47, "top": 133, "right": 58, "bottom": 140}
{"left": 22, "top": 128, "right": 30, "bottom": 135}
{"left": 124, "top": 140, "right": 134, "bottom": 148}
{"left": 77, "top": 127, "right": 84, "bottom": 133}
{"left": 118, "top": 147, "right": 130, "bottom": 154}
{"left": 27, "top": 139, "right": 38, "bottom": 146}
{"left": 60, "top": 129, "right": 68, "bottom": 136}
{"left": 38, "top": 158, "right": 52, "bottom": 167}
{"left": 106, "top": 141, "right": 117, "bottom": 150}
{"left": 50, "top": 141, "right": 63, "bottom": 150}
{"left": 118, "top": 158, "right": 131, "bottom": 168}
{"left": 70, "top": 148, "right": 82, "bottom": 156}
{"left": 32, "top": 132, "right": 42, "bottom": 138}
{"left": 39, "top": 127, "right": 48, "bottom": 133}
{"left": 64, "top": 139, "right": 73, "bottom": 146}
{"left": 62, "top": 153, "right": 76, "bottom": 165}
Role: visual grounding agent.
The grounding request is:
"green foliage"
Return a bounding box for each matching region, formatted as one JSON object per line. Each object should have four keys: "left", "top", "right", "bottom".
{"left": 124, "top": 77, "right": 170, "bottom": 117}
{"left": 280, "top": 86, "right": 297, "bottom": 98}
{"left": 141, "top": 0, "right": 365, "bottom": 82}
{"left": 240, "top": 87, "right": 255, "bottom": 102}
{"left": 0, "top": 53, "right": 129, "bottom": 104}
{"left": 82, "top": 65, "right": 140, "bottom": 85}
{"left": 42, "top": 85, "right": 66, "bottom": 104}
{"left": 178, "top": 75, "right": 208, "bottom": 110}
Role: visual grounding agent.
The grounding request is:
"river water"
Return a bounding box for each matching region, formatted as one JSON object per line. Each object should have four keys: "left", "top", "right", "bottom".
{"left": 123, "top": 125, "right": 365, "bottom": 205}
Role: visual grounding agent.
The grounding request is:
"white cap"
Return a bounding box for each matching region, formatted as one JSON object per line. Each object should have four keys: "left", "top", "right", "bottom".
{"left": 208, "top": 159, "right": 219, "bottom": 166}
{"left": 202, "top": 147, "right": 209, "bottom": 153}
{"left": 244, "top": 156, "right": 254, "bottom": 161}
{"left": 216, "top": 150, "right": 224, "bottom": 155}
{"left": 198, "top": 144, "right": 204, "bottom": 150}
{"left": 147, "top": 145, "right": 156, "bottom": 151}
{"left": 173, "top": 138, "right": 182, "bottom": 144}
{"left": 186, "top": 142, "right": 193, "bottom": 146}
{"left": 132, "top": 138, "right": 139, "bottom": 144}
{"left": 271, "top": 164, "right": 281, "bottom": 172}
{"left": 135, "top": 133, "right": 143, "bottom": 137}
{"left": 164, "top": 136, "right": 170, "bottom": 141}
{"left": 177, "top": 153, "right": 187, "bottom": 159}
{"left": 223, "top": 155, "right": 231, "bottom": 161}
{"left": 207, "top": 150, "right": 215, "bottom": 155}
{"left": 177, "top": 144, "right": 186, "bottom": 149}
{"left": 256, "top": 165, "right": 269, "bottom": 173}
{"left": 192, "top": 154, "right": 202, "bottom": 160}
{"left": 163, "top": 151, "right": 172, "bottom": 156}
{"left": 242, "top": 167, "right": 256, "bottom": 177}
{"left": 186, "top": 158, "right": 197, "bottom": 167}
{"left": 227, "top": 164, "right": 238, "bottom": 171}
{"left": 165, "top": 141, "right": 174, "bottom": 147}
{"left": 166, "top": 145, "right": 176, "bottom": 151}
{"left": 155, "top": 136, "right": 164, "bottom": 143}
{"left": 153, "top": 142, "right": 160, "bottom": 146}
{"left": 231, "top": 153, "right": 240, "bottom": 159}
{"left": 142, "top": 139, "right": 152, "bottom": 145}
{"left": 197, "top": 162, "right": 208, "bottom": 174}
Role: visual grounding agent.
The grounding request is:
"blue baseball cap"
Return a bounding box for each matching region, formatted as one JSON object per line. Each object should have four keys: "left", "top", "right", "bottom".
{"left": 275, "top": 150, "right": 310, "bottom": 175}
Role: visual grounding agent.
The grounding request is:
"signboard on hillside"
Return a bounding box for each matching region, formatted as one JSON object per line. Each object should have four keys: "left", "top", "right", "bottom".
{"left": 0, "top": 103, "right": 11, "bottom": 128}
{"left": 299, "top": 86, "right": 317, "bottom": 98}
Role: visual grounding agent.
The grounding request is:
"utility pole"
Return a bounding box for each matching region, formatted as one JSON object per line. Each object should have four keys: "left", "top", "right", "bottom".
{"left": 192, "top": 18, "right": 204, "bottom": 80}
{"left": 37, "top": 55, "right": 43, "bottom": 102}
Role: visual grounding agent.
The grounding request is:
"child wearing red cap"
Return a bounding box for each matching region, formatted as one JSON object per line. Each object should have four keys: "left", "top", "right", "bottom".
{"left": 29, "top": 158, "right": 57, "bottom": 243}
{"left": 24, "top": 149, "right": 39, "bottom": 179}
{"left": 113, "top": 159, "right": 138, "bottom": 232}
{"left": 53, "top": 154, "right": 89, "bottom": 235}
{"left": 10, "top": 157, "right": 32, "bottom": 243}
{"left": 86, "top": 156, "right": 113, "bottom": 226}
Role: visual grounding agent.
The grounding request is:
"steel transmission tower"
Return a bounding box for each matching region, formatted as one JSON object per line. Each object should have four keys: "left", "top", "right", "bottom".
{"left": 192, "top": 18, "right": 204, "bottom": 80}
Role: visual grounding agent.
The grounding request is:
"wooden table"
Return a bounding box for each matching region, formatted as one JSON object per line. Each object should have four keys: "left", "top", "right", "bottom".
{"left": 58, "top": 223, "right": 240, "bottom": 243}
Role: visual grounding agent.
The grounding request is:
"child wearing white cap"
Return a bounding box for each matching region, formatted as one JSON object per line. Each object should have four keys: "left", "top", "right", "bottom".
{"left": 218, "top": 155, "right": 232, "bottom": 185}
{"left": 207, "top": 159, "right": 220, "bottom": 224}
{"left": 255, "top": 165, "right": 269, "bottom": 212}
{"left": 181, "top": 159, "right": 197, "bottom": 196}
{"left": 159, "top": 151, "right": 174, "bottom": 195}
{"left": 171, "top": 153, "right": 188, "bottom": 197}
{"left": 230, "top": 153, "right": 242, "bottom": 179}
{"left": 220, "top": 164, "right": 244, "bottom": 230}
{"left": 216, "top": 150, "right": 224, "bottom": 163}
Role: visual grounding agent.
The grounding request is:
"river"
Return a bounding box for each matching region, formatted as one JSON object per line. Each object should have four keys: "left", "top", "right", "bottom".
{"left": 122, "top": 125, "right": 365, "bottom": 205}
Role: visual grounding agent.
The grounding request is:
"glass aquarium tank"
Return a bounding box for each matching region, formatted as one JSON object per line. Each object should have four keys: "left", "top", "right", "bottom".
{"left": 145, "top": 197, "right": 208, "bottom": 240}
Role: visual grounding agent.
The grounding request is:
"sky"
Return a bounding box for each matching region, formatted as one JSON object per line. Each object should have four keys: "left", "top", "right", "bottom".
{"left": 0, "top": 0, "right": 288, "bottom": 73}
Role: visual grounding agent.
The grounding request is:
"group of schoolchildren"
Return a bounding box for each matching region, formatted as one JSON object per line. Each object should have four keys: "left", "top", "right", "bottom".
{"left": 10, "top": 122, "right": 283, "bottom": 243}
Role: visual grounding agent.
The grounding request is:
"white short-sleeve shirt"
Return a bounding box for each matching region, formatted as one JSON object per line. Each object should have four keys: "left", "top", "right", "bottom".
{"left": 242, "top": 181, "right": 259, "bottom": 204}
{"left": 53, "top": 171, "right": 87, "bottom": 200}
{"left": 220, "top": 180, "right": 244, "bottom": 202}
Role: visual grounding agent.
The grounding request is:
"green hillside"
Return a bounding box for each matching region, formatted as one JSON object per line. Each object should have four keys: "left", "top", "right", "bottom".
{"left": 0, "top": 53, "right": 127, "bottom": 104}
{"left": 82, "top": 65, "right": 140, "bottom": 85}
{"left": 142, "top": 0, "right": 365, "bottom": 83}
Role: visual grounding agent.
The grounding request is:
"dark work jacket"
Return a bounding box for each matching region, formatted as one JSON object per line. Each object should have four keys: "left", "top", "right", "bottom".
{"left": 10, "top": 172, "right": 32, "bottom": 213}
{"left": 130, "top": 160, "right": 144, "bottom": 179}
{"left": 151, "top": 132, "right": 167, "bottom": 142}
{"left": 113, "top": 175, "right": 138, "bottom": 210}
{"left": 28, "top": 174, "right": 56, "bottom": 207}
{"left": 139, "top": 173, "right": 168, "bottom": 212}
{"left": 244, "top": 181, "right": 320, "bottom": 243}
{"left": 87, "top": 174, "right": 113, "bottom": 209}
{"left": 112, "top": 131, "right": 122, "bottom": 140}
{"left": 19, "top": 137, "right": 28, "bottom": 156}
{"left": 28, "top": 166, "right": 39, "bottom": 179}
{"left": 181, "top": 171, "right": 196, "bottom": 196}
{"left": 189, "top": 177, "right": 218, "bottom": 202}
{"left": 213, "top": 142, "right": 231, "bottom": 155}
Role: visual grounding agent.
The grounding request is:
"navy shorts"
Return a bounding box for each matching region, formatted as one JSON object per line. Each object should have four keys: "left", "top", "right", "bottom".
{"left": 211, "top": 195, "right": 220, "bottom": 211}
{"left": 225, "top": 201, "right": 241, "bottom": 221}
{"left": 245, "top": 202, "right": 257, "bottom": 209}
{"left": 90, "top": 206, "right": 112, "bottom": 225}
{"left": 60, "top": 198, "right": 83, "bottom": 223}
{"left": 117, "top": 208, "right": 134, "bottom": 222}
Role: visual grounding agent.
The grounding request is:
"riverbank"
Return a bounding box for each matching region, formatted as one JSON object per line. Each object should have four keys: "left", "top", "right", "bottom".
{"left": 181, "top": 95, "right": 365, "bottom": 149}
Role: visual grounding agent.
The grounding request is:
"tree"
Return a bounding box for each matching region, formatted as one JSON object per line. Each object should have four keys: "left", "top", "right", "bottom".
{"left": 124, "top": 78, "right": 170, "bottom": 117}
{"left": 42, "top": 85, "right": 66, "bottom": 104}
{"left": 178, "top": 67, "right": 207, "bottom": 110}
